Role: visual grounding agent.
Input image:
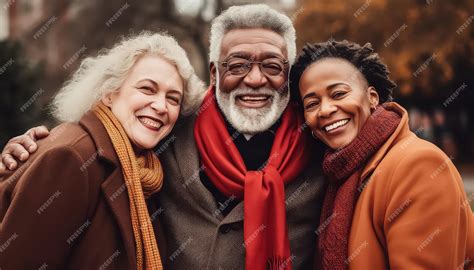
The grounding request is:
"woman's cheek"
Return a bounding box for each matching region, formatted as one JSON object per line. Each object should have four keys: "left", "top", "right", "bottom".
{"left": 304, "top": 111, "right": 318, "bottom": 131}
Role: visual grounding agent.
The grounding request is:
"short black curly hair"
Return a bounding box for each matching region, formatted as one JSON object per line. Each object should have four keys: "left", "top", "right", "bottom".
{"left": 289, "top": 40, "right": 396, "bottom": 104}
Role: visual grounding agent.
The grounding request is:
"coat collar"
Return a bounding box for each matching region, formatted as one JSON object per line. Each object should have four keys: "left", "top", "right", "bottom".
{"left": 361, "top": 102, "right": 414, "bottom": 180}
{"left": 171, "top": 113, "right": 223, "bottom": 220}
{"left": 78, "top": 111, "right": 137, "bottom": 267}
{"left": 79, "top": 110, "right": 120, "bottom": 167}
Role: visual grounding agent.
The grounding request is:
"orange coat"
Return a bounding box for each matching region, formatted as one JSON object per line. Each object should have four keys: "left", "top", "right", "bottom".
{"left": 346, "top": 102, "right": 474, "bottom": 269}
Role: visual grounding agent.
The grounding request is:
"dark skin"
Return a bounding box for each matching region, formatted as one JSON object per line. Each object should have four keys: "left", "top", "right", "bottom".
{"left": 0, "top": 28, "right": 290, "bottom": 170}
{"left": 299, "top": 58, "right": 379, "bottom": 150}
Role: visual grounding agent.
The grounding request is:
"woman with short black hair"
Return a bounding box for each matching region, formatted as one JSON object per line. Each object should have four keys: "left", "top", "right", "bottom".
{"left": 290, "top": 40, "right": 473, "bottom": 269}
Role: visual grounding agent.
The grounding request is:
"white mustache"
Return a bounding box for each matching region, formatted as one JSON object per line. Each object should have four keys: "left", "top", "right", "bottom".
{"left": 230, "top": 87, "right": 276, "bottom": 100}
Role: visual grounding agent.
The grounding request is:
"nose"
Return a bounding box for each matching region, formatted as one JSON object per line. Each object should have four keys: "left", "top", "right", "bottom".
{"left": 150, "top": 95, "right": 168, "bottom": 114}
{"left": 242, "top": 63, "right": 268, "bottom": 89}
{"left": 318, "top": 98, "right": 337, "bottom": 118}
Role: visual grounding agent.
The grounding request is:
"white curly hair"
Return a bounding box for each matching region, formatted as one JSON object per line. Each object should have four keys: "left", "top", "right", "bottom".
{"left": 209, "top": 4, "right": 296, "bottom": 65}
{"left": 51, "top": 31, "right": 205, "bottom": 122}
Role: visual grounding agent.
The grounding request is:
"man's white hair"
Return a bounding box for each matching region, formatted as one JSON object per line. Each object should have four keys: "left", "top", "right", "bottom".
{"left": 51, "top": 31, "right": 205, "bottom": 123}
{"left": 209, "top": 4, "right": 296, "bottom": 65}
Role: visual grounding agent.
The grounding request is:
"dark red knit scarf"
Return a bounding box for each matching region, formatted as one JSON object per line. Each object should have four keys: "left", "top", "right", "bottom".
{"left": 317, "top": 104, "right": 401, "bottom": 269}
{"left": 194, "top": 87, "right": 311, "bottom": 270}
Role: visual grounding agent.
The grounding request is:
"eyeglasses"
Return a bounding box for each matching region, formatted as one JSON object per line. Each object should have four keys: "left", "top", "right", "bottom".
{"left": 219, "top": 56, "right": 289, "bottom": 77}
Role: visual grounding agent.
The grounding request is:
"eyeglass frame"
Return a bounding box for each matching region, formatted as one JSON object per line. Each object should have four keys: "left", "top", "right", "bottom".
{"left": 218, "top": 55, "right": 290, "bottom": 78}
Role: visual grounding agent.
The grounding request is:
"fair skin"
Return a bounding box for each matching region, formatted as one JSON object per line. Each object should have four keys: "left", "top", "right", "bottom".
{"left": 0, "top": 28, "right": 289, "bottom": 169}
{"left": 103, "top": 54, "right": 183, "bottom": 151}
{"left": 299, "top": 58, "right": 379, "bottom": 149}
{"left": 0, "top": 54, "right": 183, "bottom": 170}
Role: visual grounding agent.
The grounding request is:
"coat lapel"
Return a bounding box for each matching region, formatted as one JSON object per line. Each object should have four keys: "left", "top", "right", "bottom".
{"left": 101, "top": 169, "right": 137, "bottom": 266}
{"left": 171, "top": 114, "right": 220, "bottom": 218}
{"left": 79, "top": 111, "right": 137, "bottom": 267}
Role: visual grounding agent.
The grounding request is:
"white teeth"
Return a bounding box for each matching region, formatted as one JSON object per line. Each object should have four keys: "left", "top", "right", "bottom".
{"left": 239, "top": 96, "right": 269, "bottom": 102}
{"left": 324, "top": 119, "right": 349, "bottom": 132}
{"left": 139, "top": 117, "right": 162, "bottom": 129}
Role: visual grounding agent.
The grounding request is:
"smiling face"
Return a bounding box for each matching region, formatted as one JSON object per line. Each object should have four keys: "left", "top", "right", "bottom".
{"left": 102, "top": 54, "right": 184, "bottom": 151}
{"left": 211, "top": 28, "right": 290, "bottom": 134}
{"left": 299, "top": 58, "right": 379, "bottom": 150}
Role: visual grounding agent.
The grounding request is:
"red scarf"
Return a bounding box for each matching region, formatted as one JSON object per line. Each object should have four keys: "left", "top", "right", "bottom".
{"left": 194, "top": 87, "right": 311, "bottom": 269}
{"left": 317, "top": 104, "right": 401, "bottom": 269}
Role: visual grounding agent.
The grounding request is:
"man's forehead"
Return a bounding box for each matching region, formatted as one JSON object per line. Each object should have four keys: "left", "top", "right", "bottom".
{"left": 220, "top": 28, "right": 287, "bottom": 59}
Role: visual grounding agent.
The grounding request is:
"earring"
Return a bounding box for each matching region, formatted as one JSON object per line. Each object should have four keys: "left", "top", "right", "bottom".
{"left": 370, "top": 104, "right": 377, "bottom": 113}
{"left": 311, "top": 131, "right": 318, "bottom": 139}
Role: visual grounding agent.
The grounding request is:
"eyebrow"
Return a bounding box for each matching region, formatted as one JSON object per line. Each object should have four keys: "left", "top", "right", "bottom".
{"left": 226, "top": 52, "right": 252, "bottom": 59}
{"left": 261, "top": 52, "right": 285, "bottom": 59}
{"left": 327, "top": 82, "right": 350, "bottom": 90}
{"left": 302, "top": 82, "right": 350, "bottom": 101}
{"left": 226, "top": 51, "right": 285, "bottom": 60}
{"left": 136, "top": 78, "right": 158, "bottom": 87}
{"left": 137, "top": 78, "right": 183, "bottom": 96}
{"left": 168, "top": 89, "right": 183, "bottom": 97}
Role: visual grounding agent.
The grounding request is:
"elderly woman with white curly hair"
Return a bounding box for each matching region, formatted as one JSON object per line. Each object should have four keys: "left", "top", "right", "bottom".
{"left": 0, "top": 32, "right": 204, "bottom": 269}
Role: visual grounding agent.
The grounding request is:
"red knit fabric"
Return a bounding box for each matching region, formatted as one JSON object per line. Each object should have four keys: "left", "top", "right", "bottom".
{"left": 194, "top": 87, "right": 311, "bottom": 270}
{"left": 317, "top": 104, "right": 401, "bottom": 269}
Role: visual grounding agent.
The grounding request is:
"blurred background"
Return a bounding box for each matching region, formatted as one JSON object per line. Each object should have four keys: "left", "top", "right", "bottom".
{"left": 0, "top": 0, "right": 473, "bottom": 199}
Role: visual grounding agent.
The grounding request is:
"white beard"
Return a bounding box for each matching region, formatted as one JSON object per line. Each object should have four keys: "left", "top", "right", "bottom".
{"left": 215, "top": 75, "right": 290, "bottom": 135}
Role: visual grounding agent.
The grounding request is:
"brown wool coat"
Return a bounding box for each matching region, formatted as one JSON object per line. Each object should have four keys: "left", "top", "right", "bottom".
{"left": 347, "top": 103, "right": 474, "bottom": 269}
{"left": 157, "top": 111, "right": 326, "bottom": 269}
{"left": 0, "top": 111, "right": 165, "bottom": 269}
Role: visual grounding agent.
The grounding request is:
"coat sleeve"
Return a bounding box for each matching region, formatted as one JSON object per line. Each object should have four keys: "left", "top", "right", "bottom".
{"left": 0, "top": 146, "right": 90, "bottom": 269}
{"left": 383, "top": 146, "right": 473, "bottom": 270}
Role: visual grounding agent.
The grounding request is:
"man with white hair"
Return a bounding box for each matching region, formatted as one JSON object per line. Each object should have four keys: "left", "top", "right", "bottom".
{"left": 1, "top": 4, "right": 325, "bottom": 269}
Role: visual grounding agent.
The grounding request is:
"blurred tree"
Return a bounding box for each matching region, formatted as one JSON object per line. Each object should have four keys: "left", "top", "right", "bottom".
{"left": 294, "top": 0, "right": 474, "bottom": 161}
{"left": 0, "top": 41, "right": 43, "bottom": 147}
{"left": 294, "top": 0, "right": 474, "bottom": 101}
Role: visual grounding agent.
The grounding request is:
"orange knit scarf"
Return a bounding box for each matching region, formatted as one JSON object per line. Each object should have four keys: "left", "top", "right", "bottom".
{"left": 94, "top": 102, "right": 163, "bottom": 270}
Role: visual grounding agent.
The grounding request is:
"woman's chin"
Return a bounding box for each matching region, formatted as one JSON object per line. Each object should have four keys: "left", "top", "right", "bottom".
{"left": 131, "top": 137, "right": 160, "bottom": 151}
{"left": 322, "top": 137, "right": 352, "bottom": 151}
